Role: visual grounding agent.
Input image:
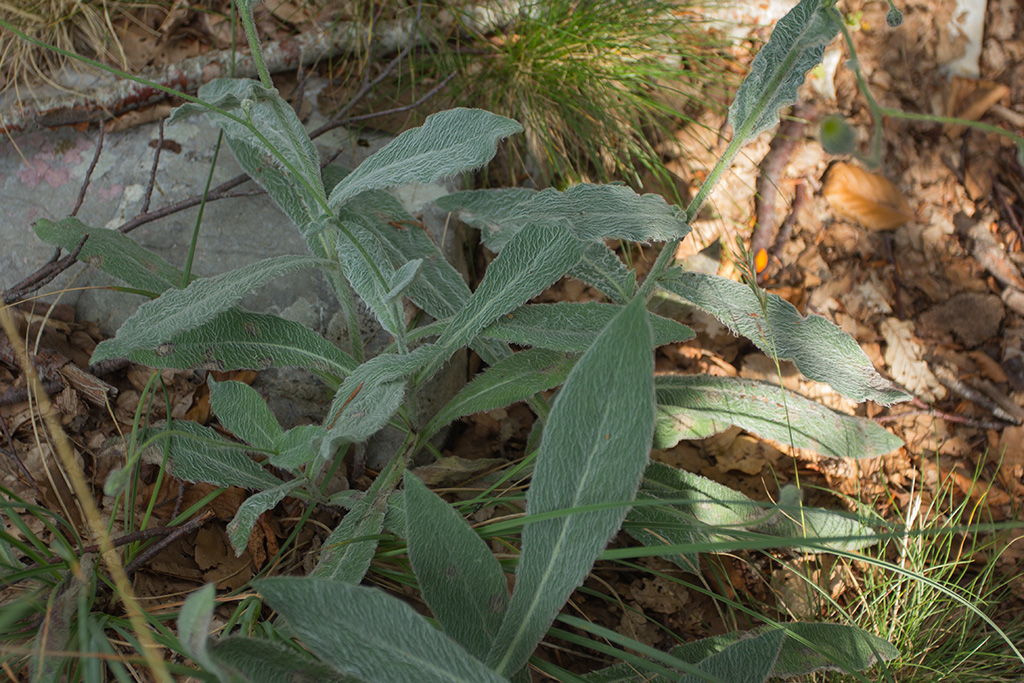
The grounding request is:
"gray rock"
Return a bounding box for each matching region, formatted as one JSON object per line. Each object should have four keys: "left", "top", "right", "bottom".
{"left": 0, "top": 76, "right": 470, "bottom": 463}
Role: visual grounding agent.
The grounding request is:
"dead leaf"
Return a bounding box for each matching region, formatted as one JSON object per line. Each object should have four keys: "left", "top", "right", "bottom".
{"left": 964, "top": 151, "right": 997, "bottom": 200}
{"left": 195, "top": 525, "right": 253, "bottom": 590}
{"left": 411, "top": 456, "right": 507, "bottom": 487}
{"left": 155, "top": 0, "right": 193, "bottom": 39}
{"left": 823, "top": 162, "right": 915, "bottom": 231}
{"left": 995, "top": 426, "right": 1024, "bottom": 500}
{"left": 880, "top": 318, "right": 945, "bottom": 402}
{"left": 630, "top": 576, "right": 690, "bottom": 615}
{"left": 944, "top": 77, "right": 1010, "bottom": 138}
{"left": 713, "top": 434, "right": 781, "bottom": 475}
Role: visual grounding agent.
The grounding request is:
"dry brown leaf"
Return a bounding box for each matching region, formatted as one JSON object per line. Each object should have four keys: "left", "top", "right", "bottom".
{"left": 411, "top": 456, "right": 507, "bottom": 487}
{"left": 823, "top": 162, "right": 915, "bottom": 231}
{"left": 944, "top": 77, "right": 1011, "bottom": 138}
{"left": 995, "top": 425, "right": 1024, "bottom": 500}
{"left": 880, "top": 317, "right": 945, "bottom": 402}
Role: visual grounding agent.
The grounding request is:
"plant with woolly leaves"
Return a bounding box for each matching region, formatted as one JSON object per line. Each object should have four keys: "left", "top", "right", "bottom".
{"left": 27, "top": 0, "right": 928, "bottom": 681}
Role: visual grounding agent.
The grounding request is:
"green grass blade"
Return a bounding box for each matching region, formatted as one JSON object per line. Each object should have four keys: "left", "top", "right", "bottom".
{"left": 485, "top": 296, "right": 655, "bottom": 676}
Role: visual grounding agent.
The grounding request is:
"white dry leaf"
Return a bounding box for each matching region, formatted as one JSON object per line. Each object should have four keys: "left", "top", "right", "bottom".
{"left": 851, "top": 273, "right": 893, "bottom": 316}
{"left": 880, "top": 318, "right": 945, "bottom": 403}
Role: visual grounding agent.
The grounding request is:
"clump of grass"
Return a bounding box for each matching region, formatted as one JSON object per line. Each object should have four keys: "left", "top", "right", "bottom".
{"left": 0, "top": 0, "right": 131, "bottom": 92}
{"left": 423, "top": 0, "right": 736, "bottom": 193}
{"left": 803, "top": 473, "right": 1024, "bottom": 682}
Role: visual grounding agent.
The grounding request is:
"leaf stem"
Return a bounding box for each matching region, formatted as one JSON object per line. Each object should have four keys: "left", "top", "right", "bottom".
{"left": 236, "top": 0, "right": 273, "bottom": 89}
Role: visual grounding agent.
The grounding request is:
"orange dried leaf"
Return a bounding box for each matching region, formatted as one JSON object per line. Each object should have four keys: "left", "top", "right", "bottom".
{"left": 823, "top": 162, "right": 915, "bottom": 231}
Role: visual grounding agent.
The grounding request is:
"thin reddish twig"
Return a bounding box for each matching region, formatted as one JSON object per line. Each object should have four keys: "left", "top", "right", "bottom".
{"left": 71, "top": 124, "right": 105, "bottom": 217}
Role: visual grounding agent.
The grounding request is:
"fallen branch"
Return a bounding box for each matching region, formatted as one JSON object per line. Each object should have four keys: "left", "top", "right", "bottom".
{"left": 1, "top": 18, "right": 420, "bottom": 136}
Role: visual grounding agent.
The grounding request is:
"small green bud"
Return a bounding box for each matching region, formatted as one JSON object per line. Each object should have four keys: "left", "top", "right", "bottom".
{"left": 819, "top": 115, "right": 857, "bottom": 155}
{"left": 886, "top": 8, "right": 903, "bottom": 27}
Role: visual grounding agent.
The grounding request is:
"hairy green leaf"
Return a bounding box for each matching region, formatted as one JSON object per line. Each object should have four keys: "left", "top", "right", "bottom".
{"left": 654, "top": 374, "right": 903, "bottom": 457}
{"left": 33, "top": 218, "right": 186, "bottom": 294}
{"left": 427, "top": 224, "right": 586, "bottom": 379}
{"left": 770, "top": 622, "right": 899, "bottom": 677}
{"left": 424, "top": 348, "right": 575, "bottom": 439}
{"left": 210, "top": 637, "right": 355, "bottom": 682}
{"left": 257, "top": 577, "right": 511, "bottom": 683}
{"left": 313, "top": 488, "right": 386, "bottom": 584}
{"left": 228, "top": 135, "right": 335, "bottom": 249}
{"left": 226, "top": 480, "right": 303, "bottom": 555}
{"left": 677, "top": 623, "right": 897, "bottom": 683}
{"left": 626, "top": 462, "right": 879, "bottom": 568}
{"left": 328, "top": 109, "right": 522, "bottom": 209}
{"left": 332, "top": 188, "right": 472, "bottom": 320}
{"left": 335, "top": 214, "right": 409, "bottom": 345}
{"left": 679, "top": 628, "right": 784, "bottom": 683}
{"left": 658, "top": 272, "right": 908, "bottom": 404}
{"left": 92, "top": 254, "right": 334, "bottom": 363}
{"left": 405, "top": 473, "right": 508, "bottom": 660}
{"left": 179, "top": 585, "right": 242, "bottom": 682}
{"left": 621, "top": 502, "right": 700, "bottom": 575}
{"left": 208, "top": 378, "right": 282, "bottom": 451}
{"left": 388, "top": 258, "right": 424, "bottom": 302}
{"left": 568, "top": 243, "right": 636, "bottom": 304}
{"left": 170, "top": 79, "right": 325, "bottom": 207}
{"left": 583, "top": 622, "right": 897, "bottom": 682}
{"left": 141, "top": 420, "right": 283, "bottom": 490}
{"left": 320, "top": 345, "right": 437, "bottom": 459}
{"left": 114, "top": 308, "right": 355, "bottom": 378}
{"left": 481, "top": 303, "right": 694, "bottom": 352}
{"left": 486, "top": 297, "right": 655, "bottom": 676}
{"left": 727, "top": 0, "right": 839, "bottom": 146}
{"left": 272, "top": 423, "right": 326, "bottom": 470}
{"left": 438, "top": 184, "right": 689, "bottom": 249}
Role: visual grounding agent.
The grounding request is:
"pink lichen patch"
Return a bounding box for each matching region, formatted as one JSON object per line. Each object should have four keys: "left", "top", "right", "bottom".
{"left": 98, "top": 184, "right": 124, "bottom": 200}
{"left": 18, "top": 157, "right": 71, "bottom": 188}
{"left": 16, "top": 134, "right": 95, "bottom": 189}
